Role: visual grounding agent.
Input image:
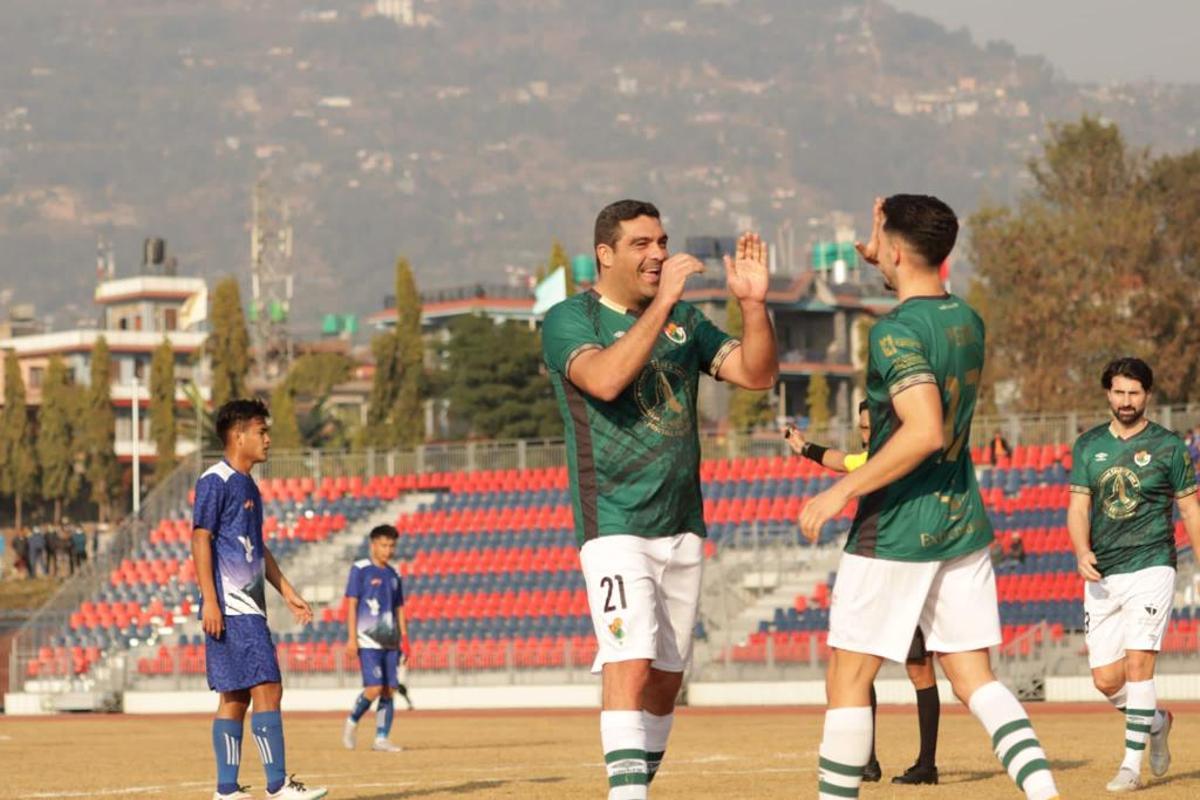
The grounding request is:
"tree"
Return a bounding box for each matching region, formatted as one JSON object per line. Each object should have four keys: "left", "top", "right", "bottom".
{"left": 85, "top": 336, "right": 121, "bottom": 523}
{"left": 37, "top": 355, "right": 78, "bottom": 523}
{"left": 363, "top": 332, "right": 402, "bottom": 449}
{"left": 444, "top": 315, "right": 560, "bottom": 439}
{"left": 392, "top": 256, "right": 425, "bottom": 447}
{"left": 548, "top": 239, "right": 575, "bottom": 295}
{"left": 968, "top": 116, "right": 1168, "bottom": 411}
{"left": 208, "top": 277, "right": 250, "bottom": 409}
{"left": 724, "top": 298, "right": 774, "bottom": 431}
{"left": 1, "top": 350, "right": 38, "bottom": 529}
{"left": 149, "top": 338, "right": 177, "bottom": 478}
{"left": 806, "top": 373, "right": 831, "bottom": 435}
{"left": 268, "top": 384, "right": 303, "bottom": 450}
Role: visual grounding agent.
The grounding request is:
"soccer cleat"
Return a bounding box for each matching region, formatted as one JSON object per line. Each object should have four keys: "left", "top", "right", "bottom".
{"left": 1149, "top": 709, "right": 1172, "bottom": 777}
{"left": 861, "top": 758, "right": 882, "bottom": 782}
{"left": 342, "top": 719, "right": 356, "bottom": 750}
{"left": 213, "top": 788, "right": 253, "bottom": 800}
{"left": 1105, "top": 767, "right": 1141, "bottom": 793}
{"left": 372, "top": 738, "right": 403, "bottom": 752}
{"left": 264, "top": 776, "right": 328, "bottom": 800}
{"left": 891, "top": 762, "right": 938, "bottom": 785}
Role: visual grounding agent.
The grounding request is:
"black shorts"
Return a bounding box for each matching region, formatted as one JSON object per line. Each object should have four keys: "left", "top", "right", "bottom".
{"left": 906, "top": 627, "right": 929, "bottom": 663}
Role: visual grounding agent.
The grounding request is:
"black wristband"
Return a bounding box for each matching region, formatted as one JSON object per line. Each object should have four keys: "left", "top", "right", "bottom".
{"left": 801, "top": 442, "right": 828, "bottom": 464}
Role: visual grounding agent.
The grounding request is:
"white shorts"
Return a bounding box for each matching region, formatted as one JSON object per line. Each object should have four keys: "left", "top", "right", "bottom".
{"left": 1084, "top": 565, "right": 1176, "bottom": 669}
{"left": 579, "top": 533, "right": 704, "bottom": 674}
{"left": 828, "top": 547, "right": 1001, "bottom": 663}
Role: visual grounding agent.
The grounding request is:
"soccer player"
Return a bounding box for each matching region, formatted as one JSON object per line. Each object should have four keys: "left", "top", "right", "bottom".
{"left": 342, "top": 523, "right": 409, "bottom": 752}
{"left": 192, "top": 399, "right": 327, "bottom": 800}
{"left": 786, "top": 402, "right": 942, "bottom": 785}
{"left": 1068, "top": 357, "right": 1200, "bottom": 792}
{"left": 542, "top": 199, "right": 777, "bottom": 800}
{"left": 800, "top": 195, "right": 1059, "bottom": 800}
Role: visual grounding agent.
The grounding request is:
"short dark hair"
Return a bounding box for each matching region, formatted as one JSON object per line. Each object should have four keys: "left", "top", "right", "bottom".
{"left": 594, "top": 199, "right": 660, "bottom": 250}
{"left": 215, "top": 398, "right": 271, "bottom": 444}
{"left": 857, "top": 400, "right": 869, "bottom": 414}
{"left": 369, "top": 524, "right": 399, "bottom": 541}
{"left": 1102, "top": 357, "right": 1153, "bottom": 392}
{"left": 881, "top": 194, "right": 958, "bottom": 267}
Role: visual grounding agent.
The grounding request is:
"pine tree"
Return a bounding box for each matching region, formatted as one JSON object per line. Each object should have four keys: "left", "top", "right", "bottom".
{"left": 548, "top": 239, "right": 574, "bottom": 295}
{"left": 86, "top": 336, "right": 120, "bottom": 523}
{"left": 391, "top": 256, "right": 425, "bottom": 447}
{"left": 806, "top": 373, "right": 831, "bottom": 435}
{"left": 268, "top": 384, "right": 303, "bottom": 450}
{"left": 37, "top": 355, "right": 77, "bottom": 523}
{"left": 208, "top": 277, "right": 250, "bottom": 409}
{"left": 1, "top": 350, "right": 39, "bottom": 529}
{"left": 363, "top": 332, "right": 401, "bottom": 449}
{"left": 149, "top": 338, "right": 178, "bottom": 478}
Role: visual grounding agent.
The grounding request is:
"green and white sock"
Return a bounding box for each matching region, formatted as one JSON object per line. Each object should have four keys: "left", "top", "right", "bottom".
{"left": 969, "top": 681, "right": 1057, "bottom": 800}
{"left": 600, "top": 710, "right": 647, "bottom": 800}
{"left": 1122, "top": 680, "right": 1157, "bottom": 774}
{"left": 817, "top": 706, "right": 872, "bottom": 799}
{"left": 642, "top": 710, "right": 673, "bottom": 784}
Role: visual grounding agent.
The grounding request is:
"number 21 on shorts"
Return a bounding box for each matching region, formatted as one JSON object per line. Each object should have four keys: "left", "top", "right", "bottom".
{"left": 600, "top": 574, "right": 627, "bottom": 612}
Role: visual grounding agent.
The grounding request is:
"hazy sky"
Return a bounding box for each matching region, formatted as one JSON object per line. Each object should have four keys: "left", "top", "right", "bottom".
{"left": 889, "top": 0, "right": 1200, "bottom": 84}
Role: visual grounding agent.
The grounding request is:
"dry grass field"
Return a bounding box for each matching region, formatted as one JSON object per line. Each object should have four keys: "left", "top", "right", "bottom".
{"left": 2, "top": 704, "right": 1199, "bottom": 798}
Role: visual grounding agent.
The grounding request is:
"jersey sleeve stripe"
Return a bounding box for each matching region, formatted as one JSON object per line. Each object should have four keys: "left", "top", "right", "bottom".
{"left": 563, "top": 343, "right": 603, "bottom": 378}
{"left": 707, "top": 338, "right": 741, "bottom": 378}
{"left": 887, "top": 372, "right": 936, "bottom": 397}
{"left": 1069, "top": 485, "right": 1092, "bottom": 496}
{"left": 1176, "top": 485, "right": 1198, "bottom": 499}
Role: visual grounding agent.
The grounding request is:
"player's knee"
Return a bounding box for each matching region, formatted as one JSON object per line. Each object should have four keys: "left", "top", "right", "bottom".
{"left": 1092, "top": 672, "right": 1123, "bottom": 697}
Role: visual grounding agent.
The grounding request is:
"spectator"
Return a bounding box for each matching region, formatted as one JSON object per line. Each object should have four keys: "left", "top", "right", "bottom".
{"left": 0, "top": 530, "right": 5, "bottom": 580}
{"left": 43, "top": 523, "right": 59, "bottom": 578}
{"left": 55, "top": 523, "right": 71, "bottom": 576}
{"left": 12, "top": 528, "right": 30, "bottom": 578}
{"left": 71, "top": 523, "right": 88, "bottom": 574}
{"left": 1007, "top": 532, "right": 1026, "bottom": 565}
{"left": 988, "top": 429, "right": 1012, "bottom": 464}
{"left": 28, "top": 525, "right": 46, "bottom": 578}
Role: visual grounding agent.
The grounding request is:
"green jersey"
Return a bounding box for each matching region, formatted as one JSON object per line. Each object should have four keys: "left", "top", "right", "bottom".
{"left": 1069, "top": 421, "right": 1197, "bottom": 577}
{"left": 846, "top": 293, "right": 993, "bottom": 562}
{"left": 542, "top": 290, "right": 739, "bottom": 546}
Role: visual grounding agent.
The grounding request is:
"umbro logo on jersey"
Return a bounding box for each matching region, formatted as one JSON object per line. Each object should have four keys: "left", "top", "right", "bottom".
{"left": 1135, "top": 450, "right": 1152, "bottom": 467}
{"left": 1145, "top": 605, "right": 1158, "bottom": 616}
{"left": 1094, "top": 453, "right": 1109, "bottom": 462}
{"left": 243, "top": 499, "right": 255, "bottom": 510}
{"left": 613, "top": 330, "right": 626, "bottom": 339}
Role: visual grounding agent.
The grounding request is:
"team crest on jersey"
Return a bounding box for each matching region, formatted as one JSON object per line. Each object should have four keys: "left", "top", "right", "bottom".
{"left": 1134, "top": 450, "right": 1152, "bottom": 467}
{"left": 370, "top": 578, "right": 382, "bottom": 586}
{"left": 1099, "top": 465, "right": 1141, "bottom": 520}
{"left": 663, "top": 322, "right": 687, "bottom": 344}
{"left": 608, "top": 618, "right": 625, "bottom": 642}
{"left": 243, "top": 499, "right": 254, "bottom": 511}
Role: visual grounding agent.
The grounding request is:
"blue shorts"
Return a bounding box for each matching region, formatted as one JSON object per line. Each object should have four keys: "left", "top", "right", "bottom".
{"left": 206, "top": 615, "right": 281, "bottom": 692}
{"left": 358, "top": 648, "right": 400, "bottom": 687}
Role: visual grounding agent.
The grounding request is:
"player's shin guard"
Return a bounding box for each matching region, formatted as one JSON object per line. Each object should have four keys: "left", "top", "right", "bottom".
{"left": 642, "top": 711, "right": 673, "bottom": 784}
{"left": 212, "top": 718, "right": 244, "bottom": 795}
{"left": 817, "top": 706, "right": 872, "bottom": 799}
{"left": 376, "top": 696, "right": 395, "bottom": 740}
{"left": 349, "top": 692, "right": 372, "bottom": 723}
{"left": 251, "top": 710, "right": 287, "bottom": 794}
{"left": 600, "top": 710, "right": 648, "bottom": 800}
{"left": 968, "top": 681, "right": 1057, "bottom": 800}
{"left": 1122, "top": 680, "right": 1157, "bottom": 774}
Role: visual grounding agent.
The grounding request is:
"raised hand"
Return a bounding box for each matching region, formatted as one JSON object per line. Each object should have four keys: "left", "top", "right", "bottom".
{"left": 783, "top": 424, "right": 807, "bottom": 456}
{"left": 724, "top": 231, "right": 769, "bottom": 303}
{"left": 854, "top": 197, "right": 885, "bottom": 266}
{"left": 655, "top": 253, "right": 706, "bottom": 307}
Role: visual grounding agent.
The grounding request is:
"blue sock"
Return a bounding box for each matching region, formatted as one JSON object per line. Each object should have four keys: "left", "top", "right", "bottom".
{"left": 251, "top": 710, "right": 286, "bottom": 794}
{"left": 375, "top": 696, "right": 395, "bottom": 739}
{"left": 212, "top": 718, "right": 243, "bottom": 795}
{"left": 349, "top": 692, "right": 372, "bottom": 723}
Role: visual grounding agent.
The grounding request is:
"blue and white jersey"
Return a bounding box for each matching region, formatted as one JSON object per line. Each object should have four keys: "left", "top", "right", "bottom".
{"left": 345, "top": 559, "right": 404, "bottom": 649}
{"left": 193, "top": 460, "right": 267, "bottom": 617}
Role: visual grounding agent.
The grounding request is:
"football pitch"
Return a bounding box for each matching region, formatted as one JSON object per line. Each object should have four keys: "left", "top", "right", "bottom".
{"left": 3, "top": 704, "right": 1198, "bottom": 799}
